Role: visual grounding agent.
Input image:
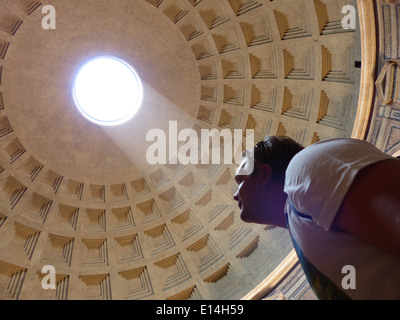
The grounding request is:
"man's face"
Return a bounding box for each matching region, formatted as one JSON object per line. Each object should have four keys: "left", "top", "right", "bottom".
{"left": 233, "top": 155, "right": 264, "bottom": 224}
{"left": 234, "top": 147, "right": 289, "bottom": 228}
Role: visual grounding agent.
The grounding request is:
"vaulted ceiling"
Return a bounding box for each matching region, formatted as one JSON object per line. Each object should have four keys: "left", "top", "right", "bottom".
{"left": 0, "top": 0, "right": 378, "bottom": 300}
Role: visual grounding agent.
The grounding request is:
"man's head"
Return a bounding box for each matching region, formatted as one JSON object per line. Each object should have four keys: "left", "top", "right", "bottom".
{"left": 234, "top": 136, "right": 304, "bottom": 226}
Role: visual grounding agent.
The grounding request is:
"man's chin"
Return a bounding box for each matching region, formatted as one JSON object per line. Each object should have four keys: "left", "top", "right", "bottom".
{"left": 240, "top": 210, "right": 266, "bottom": 225}
{"left": 240, "top": 210, "right": 254, "bottom": 223}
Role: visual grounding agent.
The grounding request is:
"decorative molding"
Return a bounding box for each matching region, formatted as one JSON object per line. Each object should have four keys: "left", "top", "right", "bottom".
{"left": 352, "top": 0, "right": 376, "bottom": 139}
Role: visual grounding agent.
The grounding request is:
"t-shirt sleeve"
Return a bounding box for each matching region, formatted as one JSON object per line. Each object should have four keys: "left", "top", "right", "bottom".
{"left": 284, "top": 139, "right": 393, "bottom": 231}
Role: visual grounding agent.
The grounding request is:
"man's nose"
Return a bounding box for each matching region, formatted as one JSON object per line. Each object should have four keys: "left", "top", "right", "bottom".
{"left": 233, "top": 189, "right": 239, "bottom": 201}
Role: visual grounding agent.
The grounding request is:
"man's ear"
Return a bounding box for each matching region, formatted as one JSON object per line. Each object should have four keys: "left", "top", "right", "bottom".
{"left": 260, "top": 164, "right": 272, "bottom": 187}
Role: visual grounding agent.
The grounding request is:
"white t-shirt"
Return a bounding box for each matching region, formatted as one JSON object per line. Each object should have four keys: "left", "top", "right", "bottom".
{"left": 284, "top": 138, "right": 400, "bottom": 300}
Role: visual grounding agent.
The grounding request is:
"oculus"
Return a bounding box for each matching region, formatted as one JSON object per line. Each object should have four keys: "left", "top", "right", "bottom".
{"left": 72, "top": 56, "right": 143, "bottom": 126}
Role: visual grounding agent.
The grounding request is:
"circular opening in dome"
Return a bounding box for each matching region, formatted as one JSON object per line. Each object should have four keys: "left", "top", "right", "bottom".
{"left": 72, "top": 56, "right": 143, "bottom": 126}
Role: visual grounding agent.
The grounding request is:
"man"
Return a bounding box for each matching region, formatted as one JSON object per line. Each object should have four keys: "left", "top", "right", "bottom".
{"left": 233, "top": 136, "right": 400, "bottom": 300}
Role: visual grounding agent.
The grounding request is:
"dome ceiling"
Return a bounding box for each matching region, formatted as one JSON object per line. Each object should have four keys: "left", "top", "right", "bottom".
{"left": 0, "top": 0, "right": 360, "bottom": 300}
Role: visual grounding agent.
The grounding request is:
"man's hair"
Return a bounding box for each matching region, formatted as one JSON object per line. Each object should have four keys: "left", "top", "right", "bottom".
{"left": 244, "top": 136, "right": 304, "bottom": 183}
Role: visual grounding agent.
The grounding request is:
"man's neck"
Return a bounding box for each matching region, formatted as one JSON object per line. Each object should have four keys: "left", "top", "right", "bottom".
{"left": 266, "top": 180, "right": 288, "bottom": 228}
